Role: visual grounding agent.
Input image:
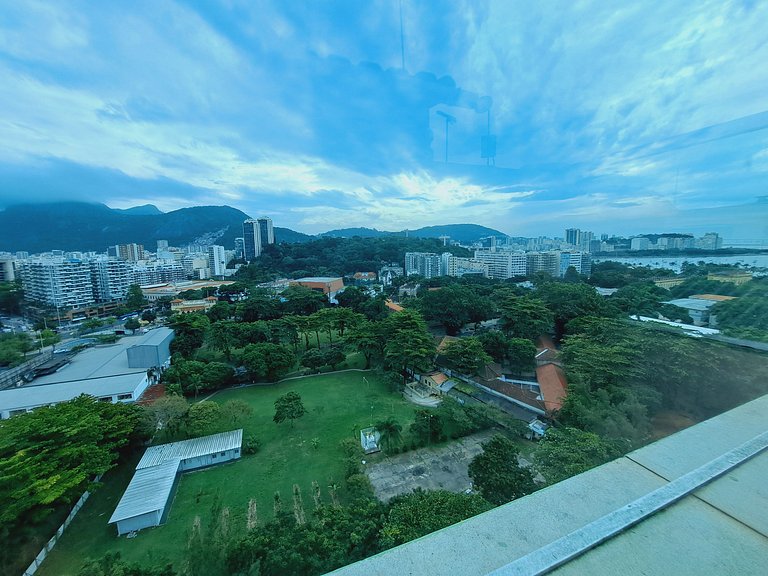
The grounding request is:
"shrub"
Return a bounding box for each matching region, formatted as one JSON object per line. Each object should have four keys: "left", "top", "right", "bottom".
{"left": 243, "top": 434, "right": 261, "bottom": 455}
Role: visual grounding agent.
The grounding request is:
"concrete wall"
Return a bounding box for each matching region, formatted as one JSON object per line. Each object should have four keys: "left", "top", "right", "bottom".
{"left": 127, "top": 331, "right": 173, "bottom": 368}
{"left": 116, "top": 509, "right": 161, "bottom": 536}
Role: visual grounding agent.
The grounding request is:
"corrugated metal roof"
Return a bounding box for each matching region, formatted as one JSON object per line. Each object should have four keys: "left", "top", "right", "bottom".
{"left": 108, "top": 459, "right": 180, "bottom": 524}
{"left": 137, "top": 429, "right": 243, "bottom": 469}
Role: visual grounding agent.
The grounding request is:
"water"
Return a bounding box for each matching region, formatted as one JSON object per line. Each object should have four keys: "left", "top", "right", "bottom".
{"left": 593, "top": 254, "right": 768, "bottom": 273}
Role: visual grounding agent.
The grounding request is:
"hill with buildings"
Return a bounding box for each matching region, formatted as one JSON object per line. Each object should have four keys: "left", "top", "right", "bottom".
{"left": 0, "top": 202, "right": 312, "bottom": 252}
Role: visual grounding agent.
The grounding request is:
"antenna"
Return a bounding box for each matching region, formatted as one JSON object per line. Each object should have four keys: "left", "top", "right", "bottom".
{"left": 439, "top": 235, "right": 450, "bottom": 246}
{"left": 436, "top": 110, "right": 456, "bottom": 163}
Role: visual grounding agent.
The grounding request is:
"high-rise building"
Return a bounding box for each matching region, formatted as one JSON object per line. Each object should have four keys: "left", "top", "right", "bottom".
{"left": 234, "top": 237, "right": 245, "bottom": 259}
{"left": 0, "top": 257, "right": 16, "bottom": 282}
{"left": 19, "top": 257, "right": 95, "bottom": 309}
{"left": 243, "top": 217, "right": 275, "bottom": 262}
{"left": 404, "top": 252, "right": 442, "bottom": 278}
{"left": 243, "top": 219, "right": 261, "bottom": 261}
{"left": 526, "top": 252, "right": 561, "bottom": 277}
{"left": 565, "top": 228, "right": 581, "bottom": 246}
{"left": 257, "top": 217, "right": 275, "bottom": 246}
{"left": 90, "top": 257, "right": 133, "bottom": 302}
{"left": 559, "top": 251, "right": 592, "bottom": 277}
{"left": 473, "top": 250, "right": 527, "bottom": 279}
{"left": 208, "top": 245, "right": 227, "bottom": 277}
{"left": 111, "top": 244, "right": 145, "bottom": 261}
{"left": 157, "top": 240, "right": 169, "bottom": 251}
{"left": 441, "top": 253, "right": 488, "bottom": 277}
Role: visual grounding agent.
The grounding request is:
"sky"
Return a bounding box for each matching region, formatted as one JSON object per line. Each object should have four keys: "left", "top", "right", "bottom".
{"left": 0, "top": 0, "right": 767, "bottom": 239}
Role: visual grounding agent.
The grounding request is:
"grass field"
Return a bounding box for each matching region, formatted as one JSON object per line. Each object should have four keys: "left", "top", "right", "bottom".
{"left": 39, "top": 370, "right": 416, "bottom": 575}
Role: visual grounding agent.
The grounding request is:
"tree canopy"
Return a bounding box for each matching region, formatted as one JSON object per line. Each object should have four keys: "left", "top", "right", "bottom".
{"left": 468, "top": 434, "right": 536, "bottom": 505}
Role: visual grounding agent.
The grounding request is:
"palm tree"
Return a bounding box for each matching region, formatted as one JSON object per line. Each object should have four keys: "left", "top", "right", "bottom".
{"left": 376, "top": 417, "right": 403, "bottom": 453}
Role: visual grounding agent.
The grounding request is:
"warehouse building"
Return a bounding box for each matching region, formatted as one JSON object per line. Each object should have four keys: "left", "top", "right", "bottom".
{"left": 109, "top": 429, "right": 243, "bottom": 535}
{"left": 0, "top": 327, "right": 174, "bottom": 419}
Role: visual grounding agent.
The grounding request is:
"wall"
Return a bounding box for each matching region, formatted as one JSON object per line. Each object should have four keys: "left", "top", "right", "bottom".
{"left": 116, "top": 509, "right": 161, "bottom": 536}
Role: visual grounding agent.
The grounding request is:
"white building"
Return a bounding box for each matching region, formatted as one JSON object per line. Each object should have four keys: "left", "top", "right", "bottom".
{"left": 405, "top": 252, "right": 442, "bottom": 278}
{"left": 109, "top": 429, "right": 243, "bottom": 535}
{"left": 208, "top": 245, "right": 227, "bottom": 277}
{"left": 0, "top": 328, "right": 174, "bottom": 419}
{"left": 441, "top": 253, "right": 489, "bottom": 277}
{"left": 90, "top": 257, "right": 133, "bottom": 301}
{"left": 18, "top": 257, "right": 96, "bottom": 309}
{"left": 473, "top": 250, "right": 527, "bottom": 279}
{"left": 631, "top": 237, "right": 652, "bottom": 251}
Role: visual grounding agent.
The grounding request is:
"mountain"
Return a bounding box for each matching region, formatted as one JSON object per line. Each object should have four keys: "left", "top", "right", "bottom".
{"left": 320, "top": 227, "right": 389, "bottom": 238}
{"left": 114, "top": 204, "right": 164, "bottom": 216}
{"left": 0, "top": 202, "right": 310, "bottom": 253}
{"left": 321, "top": 223, "right": 506, "bottom": 243}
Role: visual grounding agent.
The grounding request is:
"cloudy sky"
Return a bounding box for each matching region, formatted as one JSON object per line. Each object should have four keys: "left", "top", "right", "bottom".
{"left": 0, "top": 0, "right": 767, "bottom": 238}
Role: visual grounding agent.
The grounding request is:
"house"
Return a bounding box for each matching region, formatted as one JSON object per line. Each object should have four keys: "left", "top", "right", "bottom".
{"left": 420, "top": 371, "right": 455, "bottom": 395}
{"left": 385, "top": 299, "right": 404, "bottom": 313}
{"left": 109, "top": 429, "right": 243, "bottom": 535}
{"left": 352, "top": 272, "right": 377, "bottom": 285}
{"left": 535, "top": 363, "right": 568, "bottom": 413}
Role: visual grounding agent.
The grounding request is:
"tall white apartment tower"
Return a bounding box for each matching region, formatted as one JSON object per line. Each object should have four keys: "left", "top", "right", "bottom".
{"left": 208, "top": 245, "right": 227, "bottom": 277}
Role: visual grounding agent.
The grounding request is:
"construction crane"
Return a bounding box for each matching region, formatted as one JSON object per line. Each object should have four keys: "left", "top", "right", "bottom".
{"left": 436, "top": 110, "right": 456, "bottom": 163}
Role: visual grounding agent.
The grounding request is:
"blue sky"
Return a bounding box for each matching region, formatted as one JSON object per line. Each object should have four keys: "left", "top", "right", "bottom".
{"left": 0, "top": 0, "right": 766, "bottom": 239}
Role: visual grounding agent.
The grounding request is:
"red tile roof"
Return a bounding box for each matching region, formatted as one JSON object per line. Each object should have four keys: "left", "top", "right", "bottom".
{"left": 536, "top": 363, "right": 568, "bottom": 412}
{"left": 385, "top": 299, "right": 404, "bottom": 312}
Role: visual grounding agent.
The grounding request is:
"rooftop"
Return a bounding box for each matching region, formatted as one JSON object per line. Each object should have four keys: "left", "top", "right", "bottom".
{"left": 663, "top": 298, "right": 719, "bottom": 311}
{"left": 137, "top": 429, "right": 243, "bottom": 469}
{"left": 108, "top": 459, "right": 180, "bottom": 524}
{"left": 292, "top": 277, "right": 343, "bottom": 283}
{"left": 535, "top": 363, "right": 568, "bottom": 412}
{"left": 327, "top": 394, "right": 768, "bottom": 576}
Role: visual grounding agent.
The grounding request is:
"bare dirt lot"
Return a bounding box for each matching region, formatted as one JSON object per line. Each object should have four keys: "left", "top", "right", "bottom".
{"left": 365, "top": 430, "right": 505, "bottom": 501}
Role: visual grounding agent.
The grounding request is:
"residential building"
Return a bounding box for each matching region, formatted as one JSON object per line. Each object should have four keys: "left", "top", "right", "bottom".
{"left": 234, "top": 237, "right": 245, "bottom": 259}
{"left": 208, "top": 245, "right": 227, "bottom": 277}
{"left": 19, "top": 257, "right": 96, "bottom": 309}
{"left": 404, "top": 252, "right": 442, "bottom": 278}
{"left": 559, "top": 251, "right": 592, "bottom": 277}
{"left": 526, "top": 252, "right": 560, "bottom": 277}
{"left": 132, "top": 261, "right": 186, "bottom": 285}
{"left": 257, "top": 217, "right": 275, "bottom": 245}
{"left": 156, "top": 240, "right": 169, "bottom": 251}
{"left": 242, "top": 219, "right": 262, "bottom": 261}
{"left": 110, "top": 243, "right": 145, "bottom": 261}
{"left": 473, "top": 250, "right": 527, "bottom": 279}
{"left": 441, "top": 253, "right": 488, "bottom": 277}
{"left": 631, "top": 237, "right": 652, "bottom": 250}
{"left": 379, "top": 263, "right": 404, "bottom": 286}
{"left": 90, "top": 257, "right": 133, "bottom": 302}
{"left": 697, "top": 232, "right": 723, "bottom": 250}
{"left": 0, "top": 257, "right": 15, "bottom": 282}
{"left": 707, "top": 272, "right": 752, "bottom": 285}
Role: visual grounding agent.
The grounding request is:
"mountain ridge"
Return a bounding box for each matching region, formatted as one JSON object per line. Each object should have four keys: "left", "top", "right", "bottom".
{"left": 0, "top": 202, "right": 504, "bottom": 253}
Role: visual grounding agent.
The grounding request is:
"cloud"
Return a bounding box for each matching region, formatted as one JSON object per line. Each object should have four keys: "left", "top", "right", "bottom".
{"left": 0, "top": 0, "right": 766, "bottom": 241}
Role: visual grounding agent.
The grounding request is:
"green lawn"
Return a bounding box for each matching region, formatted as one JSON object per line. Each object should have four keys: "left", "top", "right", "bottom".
{"left": 39, "top": 370, "right": 416, "bottom": 575}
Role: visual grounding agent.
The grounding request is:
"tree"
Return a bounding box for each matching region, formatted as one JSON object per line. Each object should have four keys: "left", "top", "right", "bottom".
{"left": 537, "top": 282, "right": 616, "bottom": 339}
{"left": 240, "top": 343, "right": 296, "bottom": 381}
{"left": 141, "top": 309, "right": 157, "bottom": 323}
{"left": 125, "top": 284, "right": 147, "bottom": 311}
{"left": 141, "top": 395, "right": 190, "bottom": 441}
{"left": 220, "top": 400, "right": 253, "bottom": 427}
{"left": 344, "top": 320, "right": 384, "bottom": 369}
{"left": 383, "top": 310, "right": 436, "bottom": 382}
{"left": 0, "top": 281, "right": 24, "bottom": 315}
{"left": 336, "top": 286, "right": 369, "bottom": 311}
{"left": 380, "top": 489, "right": 492, "bottom": 549}
{"left": 0, "top": 397, "right": 140, "bottom": 532}
{"left": 506, "top": 338, "right": 536, "bottom": 373}
{"left": 468, "top": 434, "right": 536, "bottom": 505}
{"left": 168, "top": 313, "right": 210, "bottom": 357}
{"left": 273, "top": 392, "right": 306, "bottom": 427}
{"left": 419, "top": 285, "right": 493, "bottom": 335}
{"left": 534, "top": 427, "right": 622, "bottom": 485}
{"left": 409, "top": 409, "right": 443, "bottom": 444}
{"left": 124, "top": 317, "right": 141, "bottom": 333}
{"left": 79, "top": 552, "right": 176, "bottom": 576}
{"left": 40, "top": 328, "right": 60, "bottom": 348}
{"left": 300, "top": 348, "right": 327, "bottom": 372}
{"left": 187, "top": 401, "right": 223, "bottom": 437}
{"left": 375, "top": 417, "right": 402, "bottom": 453}
{"left": 478, "top": 330, "right": 510, "bottom": 363}
{"left": 442, "top": 337, "right": 491, "bottom": 375}
{"left": 499, "top": 296, "right": 554, "bottom": 341}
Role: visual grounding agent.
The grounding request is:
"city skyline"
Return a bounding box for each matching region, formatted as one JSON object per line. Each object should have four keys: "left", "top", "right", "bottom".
{"left": 0, "top": 2, "right": 767, "bottom": 239}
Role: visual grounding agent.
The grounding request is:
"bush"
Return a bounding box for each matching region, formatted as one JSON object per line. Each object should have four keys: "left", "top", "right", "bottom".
{"left": 338, "top": 437, "right": 361, "bottom": 457}
{"left": 243, "top": 434, "right": 261, "bottom": 455}
{"left": 346, "top": 473, "right": 374, "bottom": 500}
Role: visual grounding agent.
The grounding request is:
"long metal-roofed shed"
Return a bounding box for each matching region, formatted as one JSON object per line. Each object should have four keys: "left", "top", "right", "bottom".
{"left": 109, "top": 429, "right": 243, "bottom": 535}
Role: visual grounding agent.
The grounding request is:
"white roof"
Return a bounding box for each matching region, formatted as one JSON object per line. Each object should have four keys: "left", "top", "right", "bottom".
{"left": 108, "top": 459, "right": 180, "bottom": 524}
{"left": 137, "top": 429, "right": 243, "bottom": 469}
{"left": 0, "top": 373, "right": 146, "bottom": 412}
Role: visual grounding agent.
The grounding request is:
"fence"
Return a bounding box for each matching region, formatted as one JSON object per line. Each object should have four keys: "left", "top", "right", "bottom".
{"left": 22, "top": 475, "right": 101, "bottom": 576}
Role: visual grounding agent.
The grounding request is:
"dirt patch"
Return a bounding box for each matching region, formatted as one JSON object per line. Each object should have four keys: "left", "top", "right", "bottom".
{"left": 365, "top": 431, "right": 534, "bottom": 501}
{"left": 651, "top": 411, "right": 698, "bottom": 440}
